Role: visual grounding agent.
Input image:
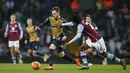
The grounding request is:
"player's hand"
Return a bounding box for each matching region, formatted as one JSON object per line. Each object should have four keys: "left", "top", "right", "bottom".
{"left": 19, "top": 36, "right": 22, "bottom": 40}
{"left": 62, "top": 36, "right": 67, "bottom": 41}
{"left": 36, "top": 37, "right": 40, "bottom": 42}
{"left": 35, "top": 26, "right": 41, "bottom": 31}
{"left": 4, "top": 33, "right": 7, "bottom": 38}
{"left": 24, "top": 40, "right": 28, "bottom": 44}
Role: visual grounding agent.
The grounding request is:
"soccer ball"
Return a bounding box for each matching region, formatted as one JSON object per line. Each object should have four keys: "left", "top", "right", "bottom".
{"left": 32, "top": 61, "right": 40, "bottom": 70}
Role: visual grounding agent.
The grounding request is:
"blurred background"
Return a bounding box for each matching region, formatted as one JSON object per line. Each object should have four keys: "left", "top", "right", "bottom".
{"left": 0, "top": 0, "right": 130, "bottom": 64}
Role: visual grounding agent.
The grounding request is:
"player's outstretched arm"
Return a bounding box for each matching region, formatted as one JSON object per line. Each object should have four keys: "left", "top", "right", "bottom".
{"left": 39, "top": 17, "right": 50, "bottom": 28}
{"left": 34, "top": 26, "right": 41, "bottom": 31}
{"left": 64, "top": 24, "right": 84, "bottom": 46}
{"left": 62, "top": 22, "right": 74, "bottom": 26}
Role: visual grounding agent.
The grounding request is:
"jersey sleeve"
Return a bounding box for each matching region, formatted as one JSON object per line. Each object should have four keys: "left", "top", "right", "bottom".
{"left": 5, "top": 24, "right": 9, "bottom": 37}
{"left": 34, "top": 26, "right": 40, "bottom": 37}
{"left": 68, "top": 24, "right": 84, "bottom": 44}
{"left": 39, "top": 17, "right": 50, "bottom": 28}
{"left": 61, "top": 17, "right": 67, "bottom": 23}
{"left": 62, "top": 17, "right": 72, "bottom": 36}
{"left": 77, "top": 24, "right": 84, "bottom": 33}
{"left": 24, "top": 28, "right": 29, "bottom": 41}
{"left": 62, "top": 22, "right": 74, "bottom": 26}
{"left": 18, "top": 23, "right": 23, "bottom": 38}
{"left": 63, "top": 26, "right": 72, "bottom": 36}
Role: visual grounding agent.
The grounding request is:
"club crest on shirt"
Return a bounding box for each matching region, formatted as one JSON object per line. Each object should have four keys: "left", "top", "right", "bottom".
{"left": 11, "top": 27, "right": 15, "bottom": 31}
{"left": 15, "top": 24, "right": 18, "bottom": 28}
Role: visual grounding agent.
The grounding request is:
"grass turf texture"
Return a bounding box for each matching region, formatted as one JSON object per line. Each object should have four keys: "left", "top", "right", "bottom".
{"left": 0, "top": 64, "right": 129, "bottom": 73}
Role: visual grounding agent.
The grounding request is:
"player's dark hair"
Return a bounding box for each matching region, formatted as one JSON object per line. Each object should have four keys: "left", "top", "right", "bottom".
{"left": 86, "top": 14, "right": 91, "bottom": 18}
{"left": 27, "top": 17, "right": 32, "bottom": 20}
{"left": 51, "top": 6, "right": 60, "bottom": 12}
{"left": 71, "top": 14, "right": 81, "bottom": 24}
{"left": 82, "top": 8, "right": 92, "bottom": 16}
{"left": 82, "top": 8, "right": 92, "bottom": 19}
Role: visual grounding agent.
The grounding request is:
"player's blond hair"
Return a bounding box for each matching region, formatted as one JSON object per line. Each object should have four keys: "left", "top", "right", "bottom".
{"left": 10, "top": 14, "right": 16, "bottom": 17}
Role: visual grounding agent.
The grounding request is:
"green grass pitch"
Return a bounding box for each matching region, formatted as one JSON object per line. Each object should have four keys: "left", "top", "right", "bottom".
{"left": 0, "top": 64, "right": 129, "bottom": 73}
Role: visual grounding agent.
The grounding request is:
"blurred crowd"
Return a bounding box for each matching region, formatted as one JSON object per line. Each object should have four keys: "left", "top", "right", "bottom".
{"left": 0, "top": 0, "right": 130, "bottom": 58}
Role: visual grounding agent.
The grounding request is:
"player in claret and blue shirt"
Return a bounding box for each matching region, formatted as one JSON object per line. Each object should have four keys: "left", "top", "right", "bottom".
{"left": 5, "top": 14, "right": 23, "bottom": 64}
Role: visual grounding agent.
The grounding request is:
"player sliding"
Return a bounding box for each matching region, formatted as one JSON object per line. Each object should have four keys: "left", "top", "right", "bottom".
{"left": 25, "top": 18, "right": 49, "bottom": 62}
{"left": 65, "top": 14, "right": 126, "bottom": 70}
{"left": 5, "top": 14, "right": 23, "bottom": 64}
{"left": 39, "top": 6, "right": 76, "bottom": 70}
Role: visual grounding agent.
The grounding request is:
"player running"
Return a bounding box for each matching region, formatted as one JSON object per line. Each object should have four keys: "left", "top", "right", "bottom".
{"left": 76, "top": 18, "right": 107, "bottom": 67}
{"left": 65, "top": 14, "right": 126, "bottom": 70}
{"left": 25, "top": 18, "right": 49, "bottom": 62}
{"left": 5, "top": 14, "right": 23, "bottom": 64}
{"left": 75, "top": 36, "right": 107, "bottom": 67}
{"left": 39, "top": 6, "right": 75, "bottom": 70}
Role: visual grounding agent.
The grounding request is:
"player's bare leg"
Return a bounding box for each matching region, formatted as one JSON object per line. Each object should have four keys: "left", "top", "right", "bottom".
{"left": 102, "top": 58, "right": 107, "bottom": 65}
{"left": 88, "top": 50, "right": 107, "bottom": 65}
{"left": 28, "top": 49, "right": 33, "bottom": 58}
{"left": 58, "top": 47, "right": 78, "bottom": 65}
{"left": 10, "top": 47, "right": 16, "bottom": 64}
{"left": 15, "top": 47, "right": 23, "bottom": 64}
{"left": 28, "top": 49, "right": 34, "bottom": 62}
{"left": 32, "top": 50, "right": 49, "bottom": 62}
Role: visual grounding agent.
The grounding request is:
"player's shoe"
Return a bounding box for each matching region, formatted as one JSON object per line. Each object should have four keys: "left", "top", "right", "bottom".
{"left": 88, "top": 63, "right": 93, "bottom": 67}
{"left": 102, "top": 58, "right": 107, "bottom": 65}
{"left": 120, "top": 59, "right": 126, "bottom": 70}
{"left": 43, "top": 54, "right": 49, "bottom": 62}
{"left": 75, "top": 58, "right": 81, "bottom": 67}
{"left": 13, "top": 62, "right": 16, "bottom": 64}
{"left": 44, "top": 66, "right": 54, "bottom": 70}
{"left": 78, "top": 64, "right": 89, "bottom": 70}
{"left": 18, "top": 59, "right": 23, "bottom": 64}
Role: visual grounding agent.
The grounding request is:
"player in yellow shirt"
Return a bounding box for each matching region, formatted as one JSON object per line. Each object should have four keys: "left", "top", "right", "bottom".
{"left": 39, "top": 6, "right": 75, "bottom": 70}
{"left": 25, "top": 18, "right": 49, "bottom": 62}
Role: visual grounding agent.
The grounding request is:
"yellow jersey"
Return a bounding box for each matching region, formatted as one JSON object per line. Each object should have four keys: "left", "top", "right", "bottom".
{"left": 49, "top": 17, "right": 65, "bottom": 39}
{"left": 39, "top": 16, "right": 71, "bottom": 39}
{"left": 26, "top": 26, "right": 38, "bottom": 42}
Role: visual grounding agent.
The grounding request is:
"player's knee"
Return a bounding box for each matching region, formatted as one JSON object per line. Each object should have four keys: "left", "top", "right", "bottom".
{"left": 79, "top": 45, "right": 87, "bottom": 51}
{"left": 88, "top": 48, "right": 93, "bottom": 52}
{"left": 10, "top": 47, "right": 13, "bottom": 50}
{"left": 91, "top": 51, "right": 97, "bottom": 56}
{"left": 59, "top": 51, "right": 65, "bottom": 57}
{"left": 101, "top": 52, "right": 108, "bottom": 57}
{"left": 15, "top": 48, "right": 19, "bottom": 52}
{"left": 28, "top": 49, "right": 32, "bottom": 53}
{"left": 49, "top": 44, "right": 56, "bottom": 50}
{"left": 32, "top": 50, "right": 37, "bottom": 54}
{"left": 10, "top": 48, "right": 15, "bottom": 52}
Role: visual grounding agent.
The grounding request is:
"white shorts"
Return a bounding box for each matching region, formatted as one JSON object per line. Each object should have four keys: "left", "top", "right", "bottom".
{"left": 86, "top": 37, "right": 107, "bottom": 53}
{"left": 8, "top": 40, "right": 19, "bottom": 48}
